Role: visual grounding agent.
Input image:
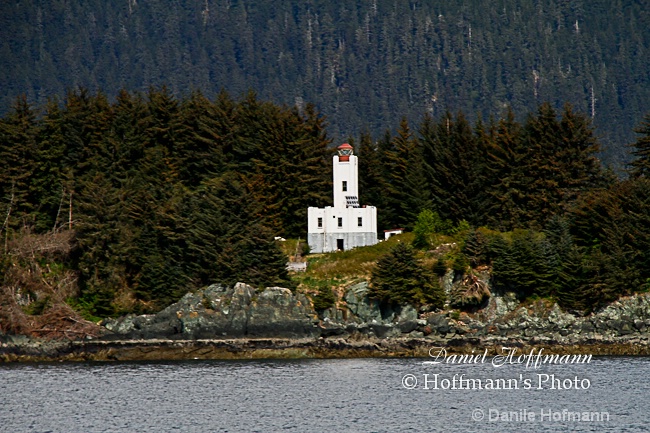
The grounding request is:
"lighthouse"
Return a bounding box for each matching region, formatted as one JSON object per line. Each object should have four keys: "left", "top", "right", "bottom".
{"left": 307, "top": 143, "right": 378, "bottom": 253}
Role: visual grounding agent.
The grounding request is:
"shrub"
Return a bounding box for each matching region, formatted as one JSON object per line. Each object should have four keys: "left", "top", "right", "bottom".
{"left": 311, "top": 285, "right": 336, "bottom": 311}
{"left": 369, "top": 243, "right": 445, "bottom": 308}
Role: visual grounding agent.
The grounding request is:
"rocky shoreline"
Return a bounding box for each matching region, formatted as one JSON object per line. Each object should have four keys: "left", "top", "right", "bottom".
{"left": 3, "top": 335, "right": 650, "bottom": 363}
{"left": 3, "top": 280, "right": 650, "bottom": 362}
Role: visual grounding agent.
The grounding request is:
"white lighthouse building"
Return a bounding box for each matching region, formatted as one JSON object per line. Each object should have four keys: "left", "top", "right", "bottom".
{"left": 307, "top": 143, "right": 378, "bottom": 253}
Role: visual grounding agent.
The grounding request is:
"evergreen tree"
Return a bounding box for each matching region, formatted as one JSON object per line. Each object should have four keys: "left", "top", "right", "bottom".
{"left": 462, "top": 228, "right": 488, "bottom": 267}
{"left": 178, "top": 91, "right": 227, "bottom": 187}
{"left": 556, "top": 104, "right": 606, "bottom": 202}
{"left": 59, "top": 88, "right": 114, "bottom": 177}
{"left": 483, "top": 108, "right": 526, "bottom": 230}
{"left": 420, "top": 111, "right": 483, "bottom": 225}
{"left": 519, "top": 102, "right": 564, "bottom": 227}
{"left": 401, "top": 141, "right": 433, "bottom": 229}
{"left": 0, "top": 95, "right": 38, "bottom": 231}
{"left": 491, "top": 230, "right": 560, "bottom": 299}
{"left": 382, "top": 118, "right": 420, "bottom": 229}
{"left": 628, "top": 113, "right": 650, "bottom": 178}
{"left": 33, "top": 99, "right": 68, "bottom": 232}
{"left": 199, "top": 173, "right": 292, "bottom": 289}
{"left": 517, "top": 103, "right": 605, "bottom": 228}
{"left": 370, "top": 242, "right": 444, "bottom": 307}
{"left": 357, "top": 130, "right": 387, "bottom": 212}
{"left": 247, "top": 103, "right": 331, "bottom": 237}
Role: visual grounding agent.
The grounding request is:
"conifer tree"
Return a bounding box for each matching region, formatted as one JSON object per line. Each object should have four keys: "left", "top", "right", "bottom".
{"left": 60, "top": 89, "right": 114, "bottom": 177}
{"left": 483, "top": 108, "right": 525, "bottom": 230}
{"left": 370, "top": 243, "right": 444, "bottom": 307}
{"left": 33, "top": 99, "right": 68, "bottom": 232}
{"left": 462, "top": 228, "right": 488, "bottom": 267}
{"left": 382, "top": 118, "right": 419, "bottom": 229}
{"left": 108, "top": 89, "right": 149, "bottom": 181}
{"left": 401, "top": 142, "right": 433, "bottom": 229}
{"left": 517, "top": 103, "right": 605, "bottom": 228}
{"left": 144, "top": 86, "right": 186, "bottom": 182}
{"left": 178, "top": 91, "right": 226, "bottom": 186}
{"left": 519, "top": 102, "right": 563, "bottom": 227}
{"left": 0, "top": 95, "right": 38, "bottom": 230}
{"left": 357, "top": 130, "right": 386, "bottom": 211}
{"left": 196, "top": 173, "right": 292, "bottom": 289}
{"left": 247, "top": 103, "right": 331, "bottom": 237}
{"left": 420, "top": 111, "right": 482, "bottom": 225}
{"left": 628, "top": 113, "right": 650, "bottom": 179}
{"left": 557, "top": 104, "right": 606, "bottom": 202}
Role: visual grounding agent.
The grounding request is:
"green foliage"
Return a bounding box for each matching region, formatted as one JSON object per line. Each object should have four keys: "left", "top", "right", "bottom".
{"left": 412, "top": 209, "right": 436, "bottom": 249}
{"left": 569, "top": 177, "right": 650, "bottom": 311}
{"left": 490, "top": 230, "right": 558, "bottom": 299}
{"left": 65, "top": 297, "right": 104, "bottom": 323}
{"left": 452, "top": 220, "right": 471, "bottom": 236}
{"left": 412, "top": 209, "right": 472, "bottom": 250}
{"left": 412, "top": 209, "right": 457, "bottom": 249}
{"left": 23, "top": 295, "right": 51, "bottom": 316}
{"left": 370, "top": 243, "right": 445, "bottom": 308}
{"left": 433, "top": 258, "right": 448, "bottom": 278}
{"left": 6, "top": 1, "right": 648, "bottom": 167}
{"left": 311, "top": 285, "right": 336, "bottom": 311}
{"left": 451, "top": 253, "right": 470, "bottom": 274}
{"left": 0, "top": 89, "right": 331, "bottom": 315}
{"left": 628, "top": 114, "right": 650, "bottom": 179}
{"left": 462, "top": 229, "right": 487, "bottom": 267}
{"left": 1, "top": 79, "right": 649, "bottom": 320}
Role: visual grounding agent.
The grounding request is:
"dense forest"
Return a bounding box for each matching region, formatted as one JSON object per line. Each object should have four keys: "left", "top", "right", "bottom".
{"left": 1, "top": 88, "right": 650, "bottom": 322}
{"left": 0, "top": 89, "right": 333, "bottom": 318}
{"left": 361, "top": 104, "right": 650, "bottom": 314}
{"left": 1, "top": 0, "right": 650, "bottom": 168}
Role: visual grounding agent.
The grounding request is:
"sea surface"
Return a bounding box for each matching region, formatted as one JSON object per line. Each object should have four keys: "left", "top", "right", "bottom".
{"left": 1, "top": 354, "right": 648, "bottom": 432}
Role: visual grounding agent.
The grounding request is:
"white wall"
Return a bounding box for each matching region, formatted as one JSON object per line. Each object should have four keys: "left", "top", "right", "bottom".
{"left": 332, "top": 154, "right": 359, "bottom": 209}
{"left": 308, "top": 206, "right": 377, "bottom": 252}
{"left": 307, "top": 148, "right": 378, "bottom": 253}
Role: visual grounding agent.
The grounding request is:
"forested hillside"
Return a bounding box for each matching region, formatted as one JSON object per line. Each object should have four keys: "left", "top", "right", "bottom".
{"left": 1, "top": 0, "right": 649, "bottom": 167}
{"left": 0, "top": 89, "right": 332, "bottom": 318}
{"left": 1, "top": 87, "right": 650, "bottom": 320}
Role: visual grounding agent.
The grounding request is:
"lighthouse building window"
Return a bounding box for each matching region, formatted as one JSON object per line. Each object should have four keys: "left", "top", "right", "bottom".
{"left": 342, "top": 181, "right": 347, "bottom": 192}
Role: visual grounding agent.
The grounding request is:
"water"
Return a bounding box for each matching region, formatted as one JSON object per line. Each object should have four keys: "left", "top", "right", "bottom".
{"left": 1, "top": 355, "right": 648, "bottom": 432}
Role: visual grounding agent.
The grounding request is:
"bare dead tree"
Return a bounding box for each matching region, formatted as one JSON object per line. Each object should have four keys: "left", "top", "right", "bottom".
{"left": 52, "top": 185, "right": 65, "bottom": 233}
{"left": 1, "top": 182, "right": 15, "bottom": 254}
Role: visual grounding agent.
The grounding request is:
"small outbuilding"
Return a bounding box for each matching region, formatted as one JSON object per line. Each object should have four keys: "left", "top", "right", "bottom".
{"left": 383, "top": 228, "right": 404, "bottom": 240}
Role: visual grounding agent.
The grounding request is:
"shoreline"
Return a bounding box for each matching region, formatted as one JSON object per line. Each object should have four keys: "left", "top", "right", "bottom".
{"left": 3, "top": 336, "right": 650, "bottom": 363}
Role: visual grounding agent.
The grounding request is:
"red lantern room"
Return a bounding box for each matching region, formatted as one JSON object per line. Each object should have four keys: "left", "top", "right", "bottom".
{"left": 337, "top": 143, "right": 353, "bottom": 162}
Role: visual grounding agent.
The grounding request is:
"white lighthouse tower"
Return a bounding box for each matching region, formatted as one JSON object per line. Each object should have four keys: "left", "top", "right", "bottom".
{"left": 307, "top": 143, "right": 378, "bottom": 253}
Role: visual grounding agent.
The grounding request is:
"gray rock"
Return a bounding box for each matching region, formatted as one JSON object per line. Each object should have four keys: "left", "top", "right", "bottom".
{"left": 247, "top": 287, "right": 319, "bottom": 338}
{"left": 368, "top": 323, "right": 395, "bottom": 338}
{"left": 634, "top": 319, "right": 645, "bottom": 331}
{"left": 427, "top": 314, "right": 451, "bottom": 334}
{"left": 397, "top": 304, "right": 418, "bottom": 322}
{"left": 103, "top": 282, "right": 319, "bottom": 339}
{"left": 581, "top": 321, "right": 595, "bottom": 332}
{"left": 398, "top": 320, "right": 419, "bottom": 334}
{"left": 344, "top": 281, "right": 383, "bottom": 323}
{"left": 319, "top": 320, "right": 347, "bottom": 337}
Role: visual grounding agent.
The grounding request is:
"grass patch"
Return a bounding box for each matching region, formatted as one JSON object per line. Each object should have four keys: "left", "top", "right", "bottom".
{"left": 278, "top": 238, "right": 310, "bottom": 259}
{"left": 294, "top": 233, "right": 415, "bottom": 292}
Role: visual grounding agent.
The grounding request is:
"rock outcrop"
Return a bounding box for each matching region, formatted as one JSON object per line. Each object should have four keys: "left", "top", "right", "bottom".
{"left": 103, "top": 283, "right": 320, "bottom": 339}
{"left": 100, "top": 278, "right": 650, "bottom": 348}
{"left": 6, "top": 277, "right": 650, "bottom": 361}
